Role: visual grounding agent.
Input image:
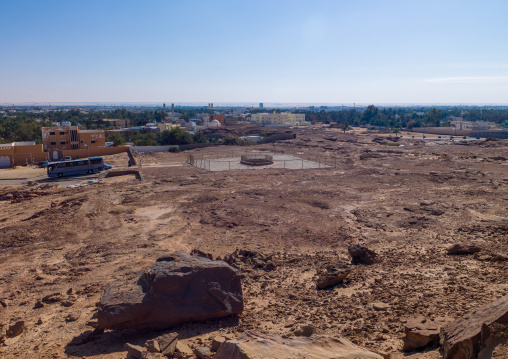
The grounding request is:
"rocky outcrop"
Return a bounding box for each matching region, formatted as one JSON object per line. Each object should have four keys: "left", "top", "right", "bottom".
{"left": 441, "top": 295, "right": 508, "bottom": 359}
{"left": 316, "top": 264, "right": 351, "bottom": 289}
{"left": 348, "top": 245, "right": 379, "bottom": 265}
{"left": 447, "top": 243, "right": 482, "bottom": 255}
{"left": 97, "top": 251, "right": 243, "bottom": 330}
{"left": 214, "top": 331, "right": 383, "bottom": 359}
{"left": 402, "top": 316, "right": 452, "bottom": 351}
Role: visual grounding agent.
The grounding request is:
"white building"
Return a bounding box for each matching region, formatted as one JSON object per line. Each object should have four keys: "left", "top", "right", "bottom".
{"left": 250, "top": 112, "right": 308, "bottom": 127}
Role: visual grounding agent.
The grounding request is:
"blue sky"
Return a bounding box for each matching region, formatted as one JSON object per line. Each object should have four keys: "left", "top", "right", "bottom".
{"left": 1, "top": 0, "right": 507, "bottom": 104}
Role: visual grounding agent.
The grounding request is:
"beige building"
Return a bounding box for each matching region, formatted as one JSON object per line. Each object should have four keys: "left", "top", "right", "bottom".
{"left": 158, "top": 123, "right": 181, "bottom": 132}
{"left": 42, "top": 126, "right": 105, "bottom": 152}
{"left": 250, "top": 112, "right": 307, "bottom": 126}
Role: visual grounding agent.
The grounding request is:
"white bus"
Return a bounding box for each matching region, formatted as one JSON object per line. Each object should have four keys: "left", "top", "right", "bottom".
{"left": 47, "top": 157, "right": 108, "bottom": 178}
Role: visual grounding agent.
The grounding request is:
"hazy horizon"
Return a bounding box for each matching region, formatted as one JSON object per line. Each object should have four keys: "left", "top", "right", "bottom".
{"left": 1, "top": 1, "right": 507, "bottom": 103}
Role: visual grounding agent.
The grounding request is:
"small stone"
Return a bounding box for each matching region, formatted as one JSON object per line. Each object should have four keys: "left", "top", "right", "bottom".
{"left": 145, "top": 339, "right": 160, "bottom": 353}
{"left": 125, "top": 343, "right": 146, "bottom": 359}
{"left": 37, "top": 318, "right": 43, "bottom": 325}
{"left": 34, "top": 301, "right": 44, "bottom": 309}
{"left": 67, "top": 312, "right": 81, "bottom": 322}
{"left": 7, "top": 321, "right": 25, "bottom": 337}
{"left": 140, "top": 352, "right": 165, "bottom": 359}
{"left": 372, "top": 302, "right": 390, "bottom": 311}
{"left": 42, "top": 292, "right": 62, "bottom": 303}
{"left": 212, "top": 336, "right": 225, "bottom": 351}
{"left": 175, "top": 341, "right": 193, "bottom": 357}
{"left": 294, "top": 324, "right": 315, "bottom": 337}
{"left": 194, "top": 346, "right": 213, "bottom": 359}
{"left": 447, "top": 243, "right": 481, "bottom": 255}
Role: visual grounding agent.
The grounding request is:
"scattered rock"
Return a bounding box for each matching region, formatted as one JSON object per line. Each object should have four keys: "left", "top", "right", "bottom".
{"left": 447, "top": 243, "right": 481, "bottom": 255}
{"left": 214, "top": 331, "right": 383, "bottom": 359}
{"left": 157, "top": 332, "right": 178, "bottom": 356}
{"left": 316, "top": 264, "right": 351, "bottom": 289}
{"left": 0, "top": 299, "right": 10, "bottom": 307}
{"left": 175, "top": 341, "right": 194, "bottom": 358}
{"left": 144, "top": 339, "right": 160, "bottom": 353}
{"left": 66, "top": 312, "right": 81, "bottom": 322}
{"left": 37, "top": 318, "right": 43, "bottom": 325}
{"left": 294, "top": 324, "right": 315, "bottom": 337}
{"left": 42, "top": 292, "right": 62, "bottom": 303}
{"left": 97, "top": 251, "right": 243, "bottom": 330}
{"left": 34, "top": 301, "right": 44, "bottom": 309}
{"left": 194, "top": 346, "right": 213, "bottom": 359}
{"left": 402, "top": 316, "right": 452, "bottom": 351}
{"left": 372, "top": 302, "right": 390, "bottom": 311}
{"left": 140, "top": 352, "right": 165, "bottom": 359}
{"left": 7, "top": 321, "right": 25, "bottom": 337}
{"left": 125, "top": 343, "right": 146, "bottom": 359}
{"left": 212, "top": 336, "right": 226, "bottom": 351}
{"left": 441, "top": 295, "right": 508, "bottom": 359}
{"left": 348, "top": 245, "right": 379, "bottom": 265}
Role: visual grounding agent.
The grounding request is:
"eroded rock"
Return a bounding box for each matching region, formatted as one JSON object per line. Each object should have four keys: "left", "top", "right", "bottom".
{"left": 214, "top": 331, "right": 383, "bottom": 359}
{"left": 447, "top": 243, "right": 482, "bottom": 255}
{"left": 402, "top": 316, "right": 452, "bottom": 351}
{"left": 97, "top": 251, "right": 243, "bottom": 331}
{"left": 316, "top": 265, "right": 351, "bottom": 289}
{"left": 348, "top": 245, "right": 379, "bottom": 265}
{"left": 441, "top": 295, "right": 508, "bottom": 359}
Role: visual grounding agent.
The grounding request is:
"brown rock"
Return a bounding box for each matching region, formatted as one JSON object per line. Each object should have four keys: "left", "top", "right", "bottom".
{"left": 42, "top": 292, "right": 62, "bottom": 303}
{"left": 7, "top": 321, "right": 25, "bottom": 337}
{"left": 97, "top": 251, "right": 243, "bottom": 331}
{"left": 157, "top": 332, "right": 178, "bottom": 356}
{"left": 402, "top": 316, "right": 452, "bottom": 351}
{"left": 125, "top": 343, "right": 146, "bottom": 359}
{"left": 140, "top": 352, "right": 165, "bottom": 359}
{"left": 194, "top": 346, "right": 213, "bottom": 359}
{"left": 144, "top": 339, "right": 160, "bottom": 353}
{"left": 372, "top": 302, "right": 390, "bottom": 311}
{"left": 348, "top": 245, "right": 379, "bottom": 265}
{"left": 441, "top": 295, "right": 508, "bottom": 359}
{"left": 447, "top": 243, "right": 482, "bottom": 255}
{"left": 294, "top": 324, "right": 315, "bottom": 337}
{"left": 175, "top": 341, "right": 194, "bottom": 358}
{"left": 316, "top": 265, "right": 351, "bottom": 289}
{"left": 66, "top": 311, "right": 81, "bottom": 322}
{"left": 212, "top": 336, "right": 226, "bottom": 351}
{"left": 214, "top": 331, "right": 383, "bottom": 358}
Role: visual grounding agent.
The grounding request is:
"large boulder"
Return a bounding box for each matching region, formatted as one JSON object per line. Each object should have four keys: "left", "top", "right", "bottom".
{"left": 97, "top": 251, "right": 243, "bottom": 331}
{"left": 441, "top": 295, "right": 508, "bottom": 359}
{"left": 214, "top": 331, "right": 383, "bottom": 359}
{"left": 402, "top": 316, "right": 452, "bottom": 351}
{"left": 348, "top": 245, "right": 379, "bottom": 265}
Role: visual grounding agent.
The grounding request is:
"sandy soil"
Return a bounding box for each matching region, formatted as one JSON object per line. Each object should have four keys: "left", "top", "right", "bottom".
{"left": 0, "top": 128, "right": 507, "bottom": 358}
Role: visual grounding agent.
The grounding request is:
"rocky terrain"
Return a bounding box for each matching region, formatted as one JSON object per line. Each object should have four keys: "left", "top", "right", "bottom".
{"left": 0, "top": 128, "right": 507, "bottom": 358}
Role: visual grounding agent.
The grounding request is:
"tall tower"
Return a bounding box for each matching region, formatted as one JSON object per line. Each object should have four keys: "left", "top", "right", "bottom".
{"left": 163, "top": 103, "right": 166, "bottom": 113}
{"left": 259, "top": 103, "right": 263, "bottom": 108}
{"left": 172, "top": 103, "right": 175, "bottom": 112}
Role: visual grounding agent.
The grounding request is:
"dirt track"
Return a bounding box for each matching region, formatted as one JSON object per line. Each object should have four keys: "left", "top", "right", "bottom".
{"left": 0, "top": 128, "right": 507, "bottom": 358}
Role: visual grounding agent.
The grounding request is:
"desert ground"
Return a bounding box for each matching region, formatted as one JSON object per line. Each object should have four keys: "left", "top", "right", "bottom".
{"left": 0, "top": 127, "right": 507, "bottom": 358}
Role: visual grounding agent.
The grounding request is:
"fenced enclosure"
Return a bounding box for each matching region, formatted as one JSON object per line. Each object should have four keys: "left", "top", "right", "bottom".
{"left": 187, "top": 149, "right": 336, "bottom": 172}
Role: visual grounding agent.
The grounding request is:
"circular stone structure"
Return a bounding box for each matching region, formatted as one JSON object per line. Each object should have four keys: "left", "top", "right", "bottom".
{"left": 240, "top": 154, "right": 274, "bottom": 166}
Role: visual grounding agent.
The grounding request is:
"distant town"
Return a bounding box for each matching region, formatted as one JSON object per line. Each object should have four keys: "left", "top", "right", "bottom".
{"left": 1, "top": 102, "right": 508, "bottom": 168}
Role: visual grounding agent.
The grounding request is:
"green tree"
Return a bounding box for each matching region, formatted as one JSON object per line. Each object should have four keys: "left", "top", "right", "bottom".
{"left": 158, "top": 127, "right": 194, "bottom": 145}
{"left": 107, "top": 133, "right": 126, "bottom": 146}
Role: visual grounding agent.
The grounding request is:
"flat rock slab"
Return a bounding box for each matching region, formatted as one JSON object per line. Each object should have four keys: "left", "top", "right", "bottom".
{"left": 97, "top": 251, "right": 243, "bottom": 330}
{"left": 447, "top": 243, "right": 482, "bottom": 255}
{"left": 403, "top": 316, "right": 452, "bottom": 351}
{"left": 441, "top": 295, "right": 508, "bottom": 359}
{"left": 214, "top": 331, "right": 383, "bottom": 359}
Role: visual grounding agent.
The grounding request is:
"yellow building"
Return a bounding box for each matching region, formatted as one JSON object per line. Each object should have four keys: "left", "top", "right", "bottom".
{"left": 0, "top": 142, "right": 48, "bottom": 168}
{"left": 42, "top": 126, "right": 105, "bottom": 152}
{"left": 250, "top": 112, "right": 307, "bottom": 126}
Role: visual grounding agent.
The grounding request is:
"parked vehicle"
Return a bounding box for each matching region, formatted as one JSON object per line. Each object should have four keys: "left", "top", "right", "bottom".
{"left": 47, "top": 157, "right": 106, "bottom": 178}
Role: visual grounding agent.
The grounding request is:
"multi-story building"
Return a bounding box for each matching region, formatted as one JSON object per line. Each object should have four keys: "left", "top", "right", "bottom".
{"left": 250, "top": 112, "right": 307, "bottom": 126}
{"left": 41, "top": 124, "right": 105, "bottom": 151}
{"left": 100, "top": 118, "right": 130, "bottom": 129}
